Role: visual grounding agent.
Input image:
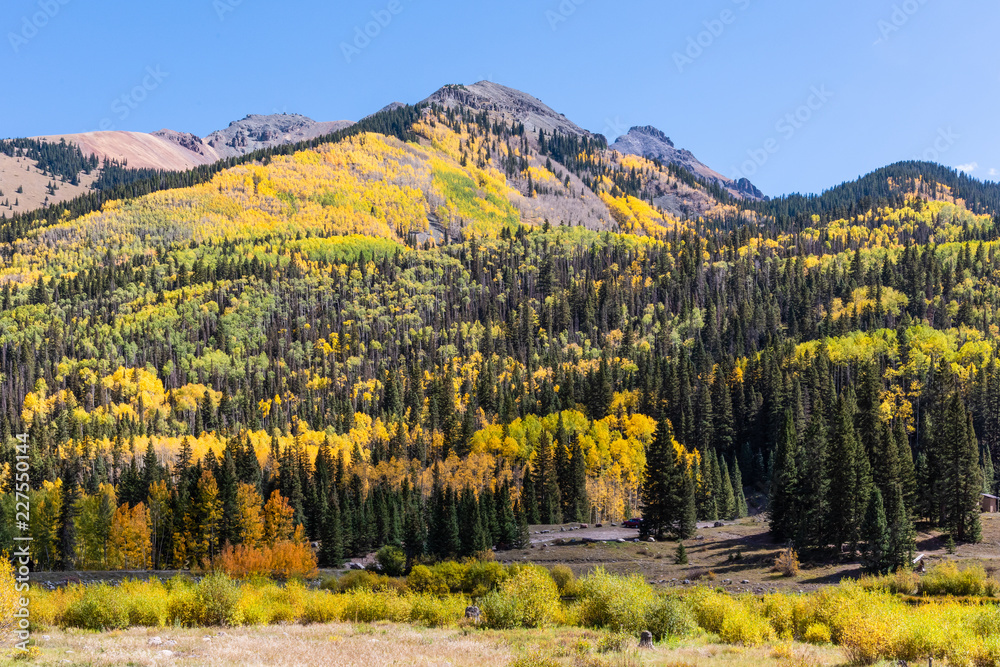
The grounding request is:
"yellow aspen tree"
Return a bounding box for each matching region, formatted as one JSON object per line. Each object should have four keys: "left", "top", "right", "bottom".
{"left": 262, "top": 490, "right": 295, "bottom": 546}
{"left": 234, "top": 482, "right": 264, "bottom": 547}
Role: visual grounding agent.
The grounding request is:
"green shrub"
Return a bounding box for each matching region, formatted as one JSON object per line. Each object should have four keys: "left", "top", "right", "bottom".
{"left": 376, "top": 545, "right": 407, "bottom": 577}
{"left": 62, "top": 584, "right": 129, "bottom": 631}
{"left": 646, "top": 596, "right": 696, "bottom": 640}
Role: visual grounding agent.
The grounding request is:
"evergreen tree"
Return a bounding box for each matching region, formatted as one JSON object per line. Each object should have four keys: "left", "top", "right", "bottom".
{"left": 861, "top": 488, "right": 889, "bottom": 574}
{"left": 769, "top": 409, "right": 800, "bottom": 541}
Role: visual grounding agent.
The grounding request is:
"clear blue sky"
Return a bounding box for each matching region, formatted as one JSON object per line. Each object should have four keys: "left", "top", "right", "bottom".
{"left": 2, "top": 0, "right": 996, "bottom": 195}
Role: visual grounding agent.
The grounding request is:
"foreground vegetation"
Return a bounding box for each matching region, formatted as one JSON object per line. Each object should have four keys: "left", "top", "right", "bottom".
{"left": 6, "top": 556, "right": 1000, "bottom": 665}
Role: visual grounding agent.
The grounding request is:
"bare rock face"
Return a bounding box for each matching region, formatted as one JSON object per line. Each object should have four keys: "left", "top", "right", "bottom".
{"left": 424, "top": 81, "right": 591, "bottom": 138}
{"left": 152, "top": 129, "right": 209, "bottom": 156}
{"left": 203, "top": 114, "right": 354, "bottom": 159}
{"left": 610, "top": 125, "right": 765, "bottom": 201}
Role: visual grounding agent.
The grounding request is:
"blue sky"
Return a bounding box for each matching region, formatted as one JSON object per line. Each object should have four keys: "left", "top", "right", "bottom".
{"left": 1, "top": 0, "right": 996, "bottom": 195}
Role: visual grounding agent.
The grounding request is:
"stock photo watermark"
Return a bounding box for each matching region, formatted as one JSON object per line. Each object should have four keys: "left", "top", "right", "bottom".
{"left": 341, "top": 0, "right": 407, "bottom": 64}
{"left": 8, "top": 0, "right": 71, "bottom": 53}
{"left": 731, "top": 85, "right": 833, "bottom": 180}
{"left": 546, "top": 0, "right": 588, "bottom": 31}
{"left": 673, "top": 0, "right": 752, "bottom": 73}
{"left": 912, "top": 127, "right": 959, "bottom": 163}
{"left": 96, "top": 66, "right": 170, "bottom": 132}
{"left": 12, "top": 432, "right": 32, "bottom": 654}
{"left": 874, "top": 0, "right": 931, "bottom": 44}
{"left": 213, "top": 0, "right": 245, "bottom": 22}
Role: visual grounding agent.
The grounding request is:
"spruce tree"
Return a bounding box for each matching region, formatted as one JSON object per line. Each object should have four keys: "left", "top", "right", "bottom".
{"left": 861, "top": 488, "right": 889, "bottom": 574}
{"left": 769, "top": 409, "right": 800, "bottom": 541}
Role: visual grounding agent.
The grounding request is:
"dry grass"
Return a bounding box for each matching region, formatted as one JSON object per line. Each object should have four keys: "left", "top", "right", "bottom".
{"left": 0, "top": 623, "right": 851, "bottom": 666}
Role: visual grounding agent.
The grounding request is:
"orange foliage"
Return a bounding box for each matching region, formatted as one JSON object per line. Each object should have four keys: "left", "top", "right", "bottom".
{"left": 214, "top": 541, "right": 317, "bottom": 579}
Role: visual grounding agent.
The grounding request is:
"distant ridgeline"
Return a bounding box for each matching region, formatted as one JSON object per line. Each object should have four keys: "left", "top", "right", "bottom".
{"left": 0, "top": 104, "right": 426, "bottom": 242}
{"left": 0, "top": 137, "right": 100, "bottom": 185}
{"left": 1, "top": 97, "right": 999, "bottom": 575}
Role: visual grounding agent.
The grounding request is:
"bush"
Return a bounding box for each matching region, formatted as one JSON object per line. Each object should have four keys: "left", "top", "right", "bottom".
{"left": 340, "top": 588, "right": 412, "bottom": 623}
{"left": 690, "top": 589, "right": 775, "bottom": 646}
{"left": 167, "top": 585, "right": 201, "bottom": 626}
{"left": 62, "top": 584, "right": 129, "bottom": 631}
{"left": 463, "top": 560, "right": 508, "bottom": 597}
{"left": 919, "top": 562, "right": 1000, "bottom": 597}
{"left": 646, "top": 596, "right": 696, "bottom": 640}
{"left": 803, "top": 623, "right": 831, "bottom": 645}
{"left": 407, "top": 592, "right": 467, "bottom": 627}
{"left": 0, "top": 558, "right": 17, "bottom": 632}
{"left": 576, "top": 568, "right": 655, "bottom": 633}
{"left": 550, "top": 564, "right": 575, "bottom": 596}
{"left": 480, "top": 566, "right": 561, "bottom": 629}
{"left": 336, "top": 569, "right": 408, "bottom": 594}
{"left": 196, "top": 573, "right": 241, "bottom": 626}
{"left": 596, "top": 631, "right": 633, "bottom": 653}
{"left": 407, "top": 565, "right": 449, "bottom": 595}
{"left": 773, "top": 548, "right": 800, "bottom": 577}
{"left": 376, "top": 545, "right": 407, "bottom": 577}
{"left": 119, "top": 579, "right": 168, "bottom": 626}
{"left": 301, "top": 590, "right": 343, "bottom": 624}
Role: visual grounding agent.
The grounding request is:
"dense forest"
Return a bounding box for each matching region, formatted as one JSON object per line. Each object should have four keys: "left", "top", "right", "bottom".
{"left": 1, "top": 101, "right": 998, "bottom": 575}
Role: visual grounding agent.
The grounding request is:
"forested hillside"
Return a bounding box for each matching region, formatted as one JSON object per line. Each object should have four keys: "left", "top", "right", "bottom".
{"left": 1, "top": 98, "right": 998, "bottom": 575}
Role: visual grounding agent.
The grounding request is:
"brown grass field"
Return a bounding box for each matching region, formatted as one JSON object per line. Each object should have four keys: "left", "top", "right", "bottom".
{"left": 2, "top": 623, "right": 849, "bottom": 667}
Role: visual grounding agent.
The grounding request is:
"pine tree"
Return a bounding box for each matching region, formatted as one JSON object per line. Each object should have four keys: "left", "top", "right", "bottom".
{"left": 732, "top": 457, "right": 749, "bottom": 519}
{"left": 569, "top": 438, "right": 589, "bottom": 522}
{"left": 642, "top": 416, "right": 686, "bottom": 539}
{"left": 861, "top": 488, "right": 889, "bottom": 574}
{"left": 827, "top": 392, "right": 870, "bottom": 552}
{"left": 769, "top": 409, "right": 800, "bottom": 541}
{"left": 319, "top": 489, "right": 344, "bottom": 567}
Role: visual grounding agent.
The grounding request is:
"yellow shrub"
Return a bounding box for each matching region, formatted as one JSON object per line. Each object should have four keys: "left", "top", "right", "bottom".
{"left": 234, "top": 587, "right": 273, "bottom": 626}
{"left": 690, "top": 589, "right": 775, "bottom": 646}
{"left": 407, "top": 592, "right": 467, "bottom": 627}
{"left": 576, "top": 568, "right": 654, "bottom": 633}
{"left": 407, "top": 565, "right": 449, "bottom": 595}
{"left": 166, "top": 585, "right": 202, "bottom": 627}
{"left": 340, "top": 588, "right": 412, "bottom": 623}
{"left": 803, "top": 623, "right": 831, "bottom": 645}
{"left": 719, "top": 605, "right": 776, "bottom": 646}
{"left": 481, "top": 566, "right": 562, "bottom": 629}
{"left": 300, "top": 590, "right": 343, "bottom": 624}
{"left": 919, "top": 562, "right": 999, "bottom": 597}
{"left": 119, "top": 579, "right": 169, "bottom": 627}
{"left": 0, "top": 558, "right": 20, "bottom": 632}
{"left": 839, "top": 614, "right": 894, "bottom": 665}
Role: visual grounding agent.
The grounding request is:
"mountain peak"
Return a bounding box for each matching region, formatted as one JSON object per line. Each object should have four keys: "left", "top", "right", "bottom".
{"left": 611, "top": 125, "right": 764, "bottom": 201}
{"left": 627, "top": 125, "right": 674, "bottom": 147}
{"left": 422, "top": 81, "right": 591, "bottom": 138}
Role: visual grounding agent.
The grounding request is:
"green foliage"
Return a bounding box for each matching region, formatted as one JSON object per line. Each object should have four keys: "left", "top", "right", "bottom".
{"left": 376, "top": 545, "right": 407, "bottom": 577}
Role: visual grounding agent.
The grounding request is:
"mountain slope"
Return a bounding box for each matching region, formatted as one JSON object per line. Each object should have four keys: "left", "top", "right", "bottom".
{"left": 610, "top": 125, "right": 764, "bottom": 201}
{"left": 423, "top": 81, "right": 591, "bottom": 137}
